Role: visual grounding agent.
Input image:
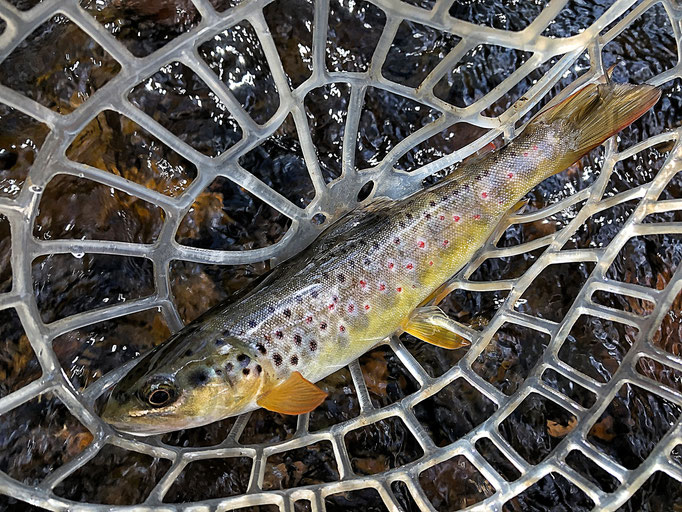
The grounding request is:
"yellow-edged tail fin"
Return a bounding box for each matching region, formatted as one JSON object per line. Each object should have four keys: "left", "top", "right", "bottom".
{"left": 530, "top": 81, "right": 660, "bottom": 162}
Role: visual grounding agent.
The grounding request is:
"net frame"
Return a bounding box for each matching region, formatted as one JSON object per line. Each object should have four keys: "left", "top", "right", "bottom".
{"left": 0, "top": 0, "right": 681, "bottom": 510}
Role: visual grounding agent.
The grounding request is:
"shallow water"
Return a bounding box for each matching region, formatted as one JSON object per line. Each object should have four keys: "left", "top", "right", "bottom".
{"left": 0, "top": 0, "right": 681, "bottom": 511}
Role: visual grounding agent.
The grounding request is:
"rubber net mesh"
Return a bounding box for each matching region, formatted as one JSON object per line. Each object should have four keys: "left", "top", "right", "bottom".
{"left": 0, "top": 0, "right": 681, "bottom": 510}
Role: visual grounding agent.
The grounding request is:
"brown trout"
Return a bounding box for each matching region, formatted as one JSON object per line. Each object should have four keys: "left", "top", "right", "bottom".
{"left": 102, "top": 81, "right": 659, "bottom": 435}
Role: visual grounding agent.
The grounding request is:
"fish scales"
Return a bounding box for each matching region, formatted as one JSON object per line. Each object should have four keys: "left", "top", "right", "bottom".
{"left": 101, "top": 80, "right": 661, "bottom": 434}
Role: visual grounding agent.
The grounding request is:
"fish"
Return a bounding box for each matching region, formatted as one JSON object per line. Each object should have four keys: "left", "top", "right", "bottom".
{"left": 101, "top": 80, "right": 660, "bottom": 435}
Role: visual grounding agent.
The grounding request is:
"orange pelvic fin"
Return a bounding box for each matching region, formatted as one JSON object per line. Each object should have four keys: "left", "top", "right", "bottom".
{"left": 257, "top": 371, "right": 327, "bottom": 415}
{"left": 402, "top": 306, "right": 471, "bottom": 350}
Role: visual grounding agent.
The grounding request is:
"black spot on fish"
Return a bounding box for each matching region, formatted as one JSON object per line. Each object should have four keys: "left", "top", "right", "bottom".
{"left": 215, "top": 338, "right": 227, "bottom": 346}
{"left": 225, "top": 362, "right": 233, "bottom": 372}
{"left": 237, "top": 354, "right": 250, "bottom": 367}
{"left": 320, "top": 322, "right": 327, "bottom": 330}
{"left": 255, "top": 364, "right": 262, "bottom": 374}
{"left": 273, "top": 353, "right": 283, "bottom": 366}
{"left": 268, "top": 305, "right": 276, "bottom": 313}
{"left": 283, "top": 309, "right": 291, "bottom": 318}
{"left": 215, "top": 368, "right": 223, "bottom": 376}
{"left": 248, "top": 320, "right": 256, "bottom": 328}
{"left": 429, "top": 201, "right": 436, "bottom": 207}
{"left": 425, "top": 213, "right": 431, "bottom": 220}
{"left": 373, "top": 241, "right": 380, "bottom": 250}
{"left": 223, "top": 328, "right": 231, "bottom": 336}
{"left": 184, "top": 349, "right": 193, "bottom": 357}
{"left": 364, "top": 258, "right": 371, "bottom": 266}
{"left": 394, "top": 237, "right": 400, "bottom": 244}
{"left": 188, "top": 369, "right": 209, "bottom": 387}
{"left": 294, "top": 334, "right": 302, "bottom": 345}
{"left": 311, "top": 290, "right": 319, "bottom": 298}
{"left": 310, "top": 340, "right": 318, "bottom": 351}
{"left": 338, "top": 274, "right": 345, "bottom": 283}
{"left": 406, "top": 213, "right": 413, "bottom": 220}
{"left": 290, "top": 355, "right": 298, "bottom": 365}
{"left": 276, "top": 330, "right": 283, "bottom": 339}
{"left": 242, "top": 368, "right": 250, "bottom": 376}
{"left": 256, "top": 343, "right": 267, "bottom": 354}
{"left": 296, "top": 295, "right": 304, "bottom": 303}
{"left": 399, "top": 221, "right": 405, "bottom": 228}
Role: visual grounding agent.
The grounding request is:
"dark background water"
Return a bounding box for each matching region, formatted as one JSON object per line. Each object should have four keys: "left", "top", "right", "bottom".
{"left": 0, "top": 0, "right": 681, "bottom": 510}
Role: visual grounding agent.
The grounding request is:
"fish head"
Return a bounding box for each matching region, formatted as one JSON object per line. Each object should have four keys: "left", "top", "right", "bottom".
{"left": 101, "top": 325, "right": 269, "bottom": 435}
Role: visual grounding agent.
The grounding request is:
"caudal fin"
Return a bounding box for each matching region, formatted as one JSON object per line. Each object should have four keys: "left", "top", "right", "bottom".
{"left": 529, "top": 80, "right": 660, "bottom": 163}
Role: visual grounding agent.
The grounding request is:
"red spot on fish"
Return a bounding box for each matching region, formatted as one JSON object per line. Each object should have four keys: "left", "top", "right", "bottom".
{"left": 418, "top": 241, "right": 425, "bottom": 248}
{"left": 328, "top": 304, "right": 335, "bottom": 311}
{"left": 396, "top": 287, "right": 403, "bottom": 293}
{"left": 394, "top": 237, "right": 400, "bottom": 245}
{"left": 388, "top": 262, "right": 395, "bottom": 270}
{"left": 523, "top": 152, "right": 528, "bottom": 156}
{"left": 499, "top": 200, "right": 504, "bottom": 205}
{"left": 429, "top": 261, "right": 434, "bottom": 266}
{"left": 439, "top": 215, "right": 445, "bottom": 221}
{"left": 306, "top": 316, "right": 313, "bottom": 323}
{"left": 473, "top": 214, "right": 481, "bottom": 220}
{"left": 533, "top": 144, "right": 538, "bottom": 150}
{"left": 406, "top": 263, "right": 413, "bottom": 270}
{"left": 348, "top": 304, "right": 354, "bottom": 313}
{"left": 481, "top": 192, "right": 488, "bottom": 199}
{"left": 442, "top": 240, "right": 449, "bottom": 247}
{"left": 359, "top": 280, "right": 367, "bottom": 288}
{"left": 507, "top": 172, "right": 514, "bottom": 179}
{"left": 379, "top": 283, "right": 386, "bottom": 291}
{"left": 453, "top": 215, "right": 460, "bottom": 222}
{"left": 339, "top": 325, "right": 346, "bottom": 332}
{"left": 365, "top": 304, "right": 371, "bottom": 310}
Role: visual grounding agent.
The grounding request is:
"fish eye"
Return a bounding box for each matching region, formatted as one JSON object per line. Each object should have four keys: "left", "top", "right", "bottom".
{"left": 139, "top": 379, "right": 177, "bottom": 408}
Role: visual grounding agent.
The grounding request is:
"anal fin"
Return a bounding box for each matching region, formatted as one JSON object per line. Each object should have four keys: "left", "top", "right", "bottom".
{"left": 402, "top": 306, "right": 471, "bottom": 350}
{"left": 257, "top": 371, "right": 327, "bottom": 415}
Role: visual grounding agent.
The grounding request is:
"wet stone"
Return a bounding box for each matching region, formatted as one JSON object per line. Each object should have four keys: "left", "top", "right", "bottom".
{"left": 355, "top": 87, "right": 440, "bottom": 170}
{"left": 419, "top": 455, "right": 496, "bottom": 512}
{"left": 0, "top": 393, "right": 93, "bottom": 486}
{"left": 169, "top": 261, "right": 269, "bottom": 324}
{"left": 414, "top": 378, "right": 496, "bottom": 447}
{"left": 326, "top": 0, "right": 386, "bottom": 73}
{"left": 163, "top": 457, "right": 252, "bottom": 502}
{"left": 308, "top": 367, "right": 361, "bottom": 432}
{"left": 591, "top": 289, "right": 655, "bottom": 317}
{"left": 382, "top": 21, "right": 460, "bottom": 88}
{"left": 400, "top": 332, "right": 467, "bottom": 378}
{"left": 54, "top": 445, "right": 170, "bottom": 505}
{"left": 199, "top": 21, "right": 279, "bottom": 125}
{"left": 34, "top": 175, "right": 165, "bottom": 244}
{"left": 209, "top": 0, "right": 244, "bottom": 11}
{"left": 239, "top": 409, "right": 298, "bottom": 445}
{"left": 304, "top": 82, "right": 351, "bottom": 182}
{"left": 0, "top": 103, "right": 50, "bottom": 199}
{"left": 359, "top": 345, "right": 420, "bottom": 408}
{"left": 608, "top": 234, "right": 682, "bottom": 290}
{"left": 563, "top": 200, "right": 639, "bottom": 250}
{"left": 128, "top": 62, "right": 242, "bottom": 158}
{"left": 345, "top": 416, "right": 423, "bottom": 475}
{"left": 0, "top": 308, "right": 40, "bottom": 399}
{"left": 262, "top": 441, "right": 339, "bottom": 490}
{"left": 263, "top": 0, "right": 314, "bottom": 88}
{"left": 175, "top": 176, "right": 290, "bottom": 251}
{"left": 325, "top": 488, "right": 389, "bottom": 512}
{"left": 80, "top": 0, "right": 200, "bottom": 58}
{"left": 499, "top": 393, "right": 578, "bottom": 465}
{"left": 0, "top": 15, "right": 120, "bottom": 114}
{"left": 294, "top": 500, "right": 312, "bottom": 512}
{"left": 566, "top": 450, "right": 620, "bottom": 493}
{"left": 6, "top": 0, "right": 43, "bottom": 9}
{"left": 516, "top": 261, "right": 596, "bottom": 323}
{"left": 0, "top": 214, "right": 10, "bottom": 293}
{"left": 53, "top": 309, "right": 170, "bottom": 391}
{"left": 543, "top": 0, "right": 618, "bottom": 38}
{"left": 502, "top": 472, "right": 594, "bottom": 512}
{"left": 239, "top": 114, "right": 316, "bottom": 209}
{"left": 475, "top": 437, "right": 521, "bottom": 482}
{"left": 615, "top": 471, "right": 682, "bottom": 512}
{"left": 558, "top": 315, "right": 638, "bottom": 384}
{"left": 472, "top": 323, "right": 550, "bottom": 396}
{"left": 587, "top": 383, "right": 681, "bottom": 470}
{"left": 66, "top": 110, "right": 197, "bottom": 198}
{"left": 162, "top": 416, "right": 236, "bottom": 448}
{"left": 32, "top": 254, "right": 155, "bottom": 324}
{"left": 541, "top": 369, "right": 597, "bottom": 409}
{"left": 649, "top": 288, "right": 682, "bottom": 356}
{"left": 469, "top": 247, "right": 546, "bottom": 282}
{"left": 391, "top": 481, "right": 421, "bottom": 512}
{"left": 636, "top": 356, "right": 682, "bottom": 395}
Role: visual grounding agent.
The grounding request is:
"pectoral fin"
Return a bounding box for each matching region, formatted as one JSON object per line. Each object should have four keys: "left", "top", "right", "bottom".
{"left": 257, "top": 371, "right": 327, "bottom": 415}
{"left": 402, "top": 306, "right": 471, "bottom": 350}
